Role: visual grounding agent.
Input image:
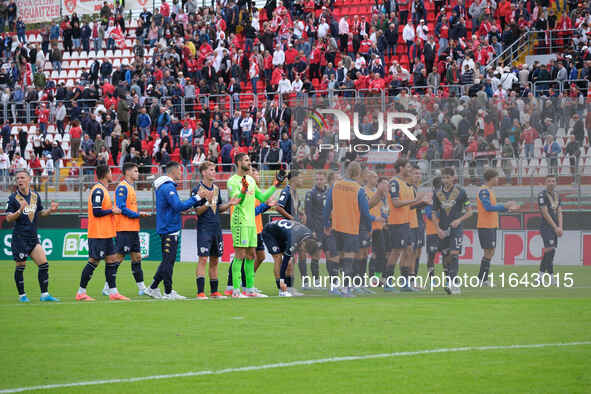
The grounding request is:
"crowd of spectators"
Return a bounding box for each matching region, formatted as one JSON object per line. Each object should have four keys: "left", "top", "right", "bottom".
{"left": 0, "top": 0, "right": 588, "bottom": 188}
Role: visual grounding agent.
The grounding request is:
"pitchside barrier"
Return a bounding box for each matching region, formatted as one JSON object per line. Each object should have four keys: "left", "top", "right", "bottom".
{"left": 1, "top": 228, "right": 589, "bottom": 266}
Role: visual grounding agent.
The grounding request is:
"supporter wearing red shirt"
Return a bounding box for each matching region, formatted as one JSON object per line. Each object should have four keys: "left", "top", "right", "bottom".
{"left": 498, "top": 0, "right": 512, "bottom": 30}
{"left": 102, "top": 81, "right": 115, "bottom": 96}
{"left": 160, "top": 0, "right": 170, "bottom": 18}
{"left": 271, "top": 66, "right": 284, "bottom": 87}
{"left": 35, "top": 105, "right": 49, "bottom": 135}
{"left": 354, "top": 72, "right": 369, "bottom": 90}
{"left": 369, "top": 73, "right": 385, "bottom": 92}
{"left": 104, "top": 94, "right": 118, "bottom": 111}
{"left": 199, "top": 42, "right": 213, "bottom": 58}
{"left": 359, "top": 36, "right": 373, "bottom": 57}
{"left": 69, "top": 121, "right": 83, "bottom": 158}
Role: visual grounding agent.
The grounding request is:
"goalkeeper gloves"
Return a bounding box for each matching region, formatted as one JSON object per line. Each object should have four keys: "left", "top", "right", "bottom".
{"left": 241, "top": 176, "right": 249, "bottom": 193}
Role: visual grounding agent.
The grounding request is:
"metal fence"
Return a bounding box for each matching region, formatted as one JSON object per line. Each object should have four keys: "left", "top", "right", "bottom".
{"left": 0, "top": 161, "right": 290, "bottom": 214}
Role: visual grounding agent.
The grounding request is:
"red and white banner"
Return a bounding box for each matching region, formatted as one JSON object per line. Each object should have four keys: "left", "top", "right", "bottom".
{"left": 18, "top": 0, "right": 111, "bottom": 24}
{"left": 17, "top": 0, "right": 61, "bottom": 24}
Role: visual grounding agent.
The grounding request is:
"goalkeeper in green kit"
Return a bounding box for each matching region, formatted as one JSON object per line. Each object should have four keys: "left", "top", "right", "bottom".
{"left": 227, "top": 153, "right": 286, "bottom": 298}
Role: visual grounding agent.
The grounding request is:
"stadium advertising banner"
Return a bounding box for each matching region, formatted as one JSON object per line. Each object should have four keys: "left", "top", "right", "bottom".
{"left": 0, "top": 229, "right": 162, "bottom": 260}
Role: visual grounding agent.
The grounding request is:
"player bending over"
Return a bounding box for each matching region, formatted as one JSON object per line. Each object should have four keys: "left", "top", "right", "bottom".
{"left": 262, "top": 219, "right": 319, "bottom": 297}
{"left": 6, "top": 169, "right": 59, "bottom": 302}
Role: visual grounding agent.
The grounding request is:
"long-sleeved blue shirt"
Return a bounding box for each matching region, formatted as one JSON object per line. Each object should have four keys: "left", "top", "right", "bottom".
{"left": 115, "top": 183, "right": 139, "bottom": 219}
{"left": 154, "top": 176, "right": 201, "bottom": 234}
{"left": 323, "top": 182, "right": 375, "bottom": 230}
{"left": 478, "top": 189, "right": 507, "bottom": 212}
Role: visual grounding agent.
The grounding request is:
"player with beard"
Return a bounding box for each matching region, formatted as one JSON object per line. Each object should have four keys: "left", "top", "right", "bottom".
{"left": 226, "top": 153, "right": 285, "bottom": 298}
{"left": 537, "top": 175, "right": 562, "bottom": 283}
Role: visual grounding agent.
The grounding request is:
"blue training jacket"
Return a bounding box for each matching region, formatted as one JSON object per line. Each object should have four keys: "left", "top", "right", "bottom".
{"left": 154, "top": 176, "right": 201, "bottom": 235}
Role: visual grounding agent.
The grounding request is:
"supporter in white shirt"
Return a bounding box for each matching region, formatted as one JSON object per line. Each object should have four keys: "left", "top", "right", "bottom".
{"left": 461, "top": 56, "right": 476, "bottom": 72}
{"left": 338, "top": 17, "right": 349, "bottom": 35}
{"left": 293, "top": 20, "right": 305, "bottom": 39}
{"left": 500, "top": 67, "right": 518, "bottom": 90}
{"left": 272, "top": 47, "right": 285, "bottom": 67}
{"left": 402, "top": 22, "right": 415, "bottom": 43}
{"left": 291, "top": 77, "right": 303, "bottom": 93}
{"left": 277, "top": 76, "right": 292, "bottom": 94}
{"left": 416, "top": 20, "right": 429, "bottom": 42}
{"left": 355, "top": 54, "right": 366, "bottom": 70}
{"left": 0, "top": 146, "right": 9, "bottom": 184}
{"left": 318, "top": 19, "right": 330, "bottom": 39}
{"left": 240, "top": 116, "right": 253, "bottom": 133}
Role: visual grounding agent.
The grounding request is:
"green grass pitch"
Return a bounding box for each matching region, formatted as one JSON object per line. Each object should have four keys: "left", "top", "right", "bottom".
{"left": 0, "top": 261, "right": 590, "bottom": 393}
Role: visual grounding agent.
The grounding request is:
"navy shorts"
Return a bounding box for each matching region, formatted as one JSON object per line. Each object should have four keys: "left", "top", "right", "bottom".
{"left": 161, "top": 233, "right": 179, "bottom": 264}
{"left": 116, "top": 231, "right": 141, "bottom": 255}
{"left": 334, "top": 231, "right": 360, "bottom": 253}
{"left": 88, "top": 238, "right": 116, "bottom": 260}
{"left": 360, "top": 230, "right": 371, "bottom": 248}
{"left": 11, "top": 235, "right": 39, "bottom": 262}
{"left": 197, "top": 229, "right": 223, "bottom": 257}
{"left": 256, "top": 233, "right": 265, "bottom": 251}
{"left": 415, "top": 226, "right": 425, "bottom": 249}
{"left": 407, "top": 227, "right": 417, "bottom": 249}
{"left": 262, "top": 228, "right": 287, "bottom": 255}
{"left": 322, "top": 232, "right": 338, "bottom": 257}
{"left": 478, "top": 228, "right": 497, "bottom": 250}
{"left": 387, "top": 223, "right": 410, "bottom": 250}
{"left": 540, "top": 226, "right": 558, "bottom": 248}
{"left": 439, "top": 227, "right": 463, "bottom": 254}
{"left": 426, "top": 234, "right": 440, "bottom": 254}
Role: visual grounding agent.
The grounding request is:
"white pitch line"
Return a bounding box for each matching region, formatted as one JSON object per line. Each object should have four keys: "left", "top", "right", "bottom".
{"left": 0, "top": 342, "right": 589, "bottom": 393}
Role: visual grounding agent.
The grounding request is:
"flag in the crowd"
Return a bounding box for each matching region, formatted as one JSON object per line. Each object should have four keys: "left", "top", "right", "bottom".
{"left": 112, "top": 26, "right": 125, "bottom": 48}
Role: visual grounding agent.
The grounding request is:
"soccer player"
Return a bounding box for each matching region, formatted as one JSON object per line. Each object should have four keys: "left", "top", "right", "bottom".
{"left": 76, "top": 164, "right": 128, "bottom": 301}
{"left": 6, "top": 169, "right": 59, "bottom": 302}
{"left": 409, "top": 165, "right": 430, "bottom": 287}
{"left": 432, "top": 167, "right": 473, "bottom": 295}
{"left": 226, "top": 153, "right": 285, "bottom": 298}
{"left": 305, "top": 171, "right": 330, "bottom": 287}
{"left": 144, "top": 161, "right": 206, "bottom": 300}
{"left": 275, "top": 170, "right": 305, "bottom": 294}
{"left": 262, "top": 219, "right": 319, "bottom": 297}
{"left": 384, "top": 159, "right": 427, "bottom": 292}
{"left": 424, "top": 177, "right": 442, "bottom": 284}
{"left": 354, "top": 169, "right": 374, "bottom": 294}
{"left": 476, "top": 169, "right": 518, "bottom": 286}
{"left": 224, "top": 166, "right": 275, "bottom": 296}
{"left": 538, "top": 175, "right": 562, "bottom": 280}
{"left": 192, "top": 161, "right": 240, "bottom": 300}
{"left": 367, "top": 175, "right": 389, "bottom": 283}
{"left": 323, "top": 161, "right": 377, "bottom": 296}
{"left": 102, "top": 162, "right": 151, "bottom": 296}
